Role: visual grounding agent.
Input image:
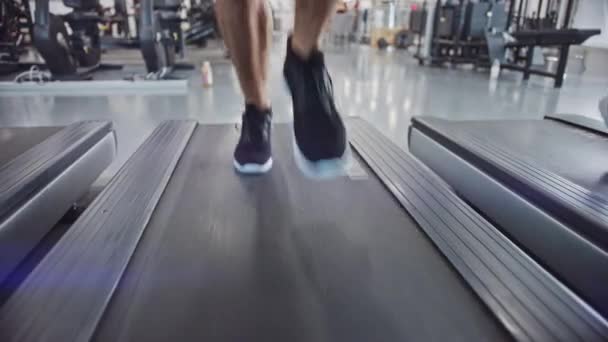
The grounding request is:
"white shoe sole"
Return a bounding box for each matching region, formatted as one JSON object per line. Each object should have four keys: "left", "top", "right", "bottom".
{"left": 292, "top": 135, "right": 351, "bottom": 180}
{"left": 233, "top": 158, "right": 273, "bottom": 174}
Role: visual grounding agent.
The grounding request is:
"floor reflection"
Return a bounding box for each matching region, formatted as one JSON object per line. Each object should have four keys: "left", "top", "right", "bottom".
{"left": 0, "top": 43, "right": 605, "bottom": 180}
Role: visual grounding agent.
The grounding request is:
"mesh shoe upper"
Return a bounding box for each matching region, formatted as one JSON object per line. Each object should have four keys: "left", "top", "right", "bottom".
{"left": 234, "top": 105, "right": 272, "bottom": 166}
{"left": 283, "top": 37, "right": 347, "bottom": 162}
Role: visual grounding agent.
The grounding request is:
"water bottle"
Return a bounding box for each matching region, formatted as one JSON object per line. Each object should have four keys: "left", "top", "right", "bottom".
{"left": 201, "top": 61, "right": 213, "bottom": 87}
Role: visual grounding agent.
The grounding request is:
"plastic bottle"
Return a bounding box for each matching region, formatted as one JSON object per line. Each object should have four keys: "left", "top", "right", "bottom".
{"left": 201, "top": 61, "right": 213, "bottom": 87}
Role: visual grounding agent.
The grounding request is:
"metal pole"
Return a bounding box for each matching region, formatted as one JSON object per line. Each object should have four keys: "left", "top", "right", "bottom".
{"left": 562, "top": 0, "right": 574, "bottom": 29}
{"left": 421, "top": 0, "right": 437, "bottom": 60}
{"left": 507, "top": 0, "right": 517, "bottom": 31}
{"left": 516, "top": 0, "right": 524, "bottom": 30}
{"left": 34, "top": 0, "right": 50, "bottom": 26}
{"left": 546, "top": 0, "right": 554, "bottom": 27}
{"left": 554, "top": 44, "right": 569, "bottom": 87}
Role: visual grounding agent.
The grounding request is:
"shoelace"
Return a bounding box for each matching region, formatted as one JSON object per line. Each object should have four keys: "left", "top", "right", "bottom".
{"left": 311, "top": 61, "right": 338, "bottom": 120}
{"left": 238, "top": 113, "right": 267, "bottom": 145}
{"left": 314, "top": 64, "right": 334, "bottom": 99}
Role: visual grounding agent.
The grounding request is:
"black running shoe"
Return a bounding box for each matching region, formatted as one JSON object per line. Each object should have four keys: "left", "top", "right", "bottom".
{"left": 283, "top": 37, "right": 349, "bottom": 179}
{"left": 233, "top": 105, "right": 273, "bottom": 174}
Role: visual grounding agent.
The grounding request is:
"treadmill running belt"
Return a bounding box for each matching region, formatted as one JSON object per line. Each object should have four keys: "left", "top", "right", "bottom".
{"left": 93, "top": 124, "right": 509, "bottom": 342}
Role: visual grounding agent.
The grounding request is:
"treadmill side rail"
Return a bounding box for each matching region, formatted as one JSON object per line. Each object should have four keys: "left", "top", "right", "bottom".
{"left": 347, "top": 118, "right": 608, "bottom": 342}
{"left": 0, "top": 121, "right": 196, "bottom": 342}
{"left": 0, "top": 121, "right": 113, "bottom": 221}
{"left": 0, "top": 132, "right": 116, "bottom": 285}
{"left": 546, "top": 113, "right": 608, "bottom": 137}
{"left": 411, "top": 116, "right": 608, "bottom": 250}
{"left": 409, "top": 116, "right": 608, "bottom": 318}
{"left": 0, "top": 121, "right": 115, "bottom": 284}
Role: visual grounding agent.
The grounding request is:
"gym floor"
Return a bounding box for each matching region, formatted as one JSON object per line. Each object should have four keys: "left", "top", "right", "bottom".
{"left": 1, "top": 36, "right": 607, "bottom": 182}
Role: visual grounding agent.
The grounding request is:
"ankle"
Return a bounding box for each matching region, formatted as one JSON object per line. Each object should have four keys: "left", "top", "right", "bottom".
{"left": 245, "top": 96, "right": 271, "bottom": 113}
{"left": 246, "top": 102, "right": 272, "bottom": 115}
{"left": 290, "top": 36, "right": 316, "bottom": 61}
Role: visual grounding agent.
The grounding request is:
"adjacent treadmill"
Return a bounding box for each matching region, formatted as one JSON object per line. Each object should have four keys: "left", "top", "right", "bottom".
{"left": 409, "top": 114, "right": 608, "bottom": 320}
{"left": 0, "top": 121, "right": 115, "bottom": 285}
{"left": 1, "top": 118, "right": 605, "bottom": 341}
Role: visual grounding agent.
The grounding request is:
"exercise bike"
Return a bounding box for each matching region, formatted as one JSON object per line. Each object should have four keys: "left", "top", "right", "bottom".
{"left": 33, "top": 0, "right": 121, "bottom": 80}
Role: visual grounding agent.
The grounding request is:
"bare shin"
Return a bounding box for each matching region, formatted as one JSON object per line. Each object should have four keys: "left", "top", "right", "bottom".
{"left": 292, "top": 0, "right": 338, "bottom": 59}
{"left": 216, "top": 0, "right": 271, "bottom": 110}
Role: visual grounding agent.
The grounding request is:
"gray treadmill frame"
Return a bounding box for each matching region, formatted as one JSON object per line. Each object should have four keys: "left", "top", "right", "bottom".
{"left": 0, "top": 80, "right": 188, "bottom": 96}
{"left": 408, "top": 118, "right": 608, "bottom": 319}
{"left": 0, "top": 125, "right": 116, "bottom": 284}
{"left": 351, "top": 119, "right": 608, "bottom": 341}
{"left": 1, "top": 119, "right": 607, "bottom": 342}
{"left": 546, "top": 113, "right": 608, "bottom": 136}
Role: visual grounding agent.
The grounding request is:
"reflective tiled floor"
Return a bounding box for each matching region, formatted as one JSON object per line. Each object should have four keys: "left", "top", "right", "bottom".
{"left": 1, "top": 39, "right": 607, "bottom": 182}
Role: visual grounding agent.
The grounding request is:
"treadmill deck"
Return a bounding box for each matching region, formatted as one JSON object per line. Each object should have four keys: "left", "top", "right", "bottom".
{"left": 94, "top": 125, "right": 508, "bottom": 341}
{"left": 3, "top": 120, "right": 607, "bottom": 342}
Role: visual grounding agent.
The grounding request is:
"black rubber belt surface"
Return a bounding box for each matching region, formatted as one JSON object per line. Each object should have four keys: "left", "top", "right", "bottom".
{"left": 347, "top": 118, "right": 608, "bottom": 341}
{"left": 412, "top": 117, "right": 608, "bottom": 253}
{"left": 93, "top": 124, "right": 509, "bottom": 342}
{"left": 0, "top": 121, "right": 112, "bottom": 222}
{"left": 0, "top": 121, "right": 196, "bottom": 342}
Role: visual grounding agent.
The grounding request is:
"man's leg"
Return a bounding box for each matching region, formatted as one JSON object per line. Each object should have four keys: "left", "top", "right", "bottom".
{"left": 292, "top": 0, "right": 338, "bottom": 59}
{"left": 216, "top": 0, "right": 270, "bottom": 110}
{"left": 284, "top": 0, "right": 350, "bottom": 178}
{"left": 217, "top": 0, "right": 273, "bottom": 174}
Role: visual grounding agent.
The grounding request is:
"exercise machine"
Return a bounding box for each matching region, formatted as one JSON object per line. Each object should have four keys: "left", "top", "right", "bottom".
{"left": 0, "top": 121, "right": 115, "bottom": 288}
{"left": 411, "top": 2, "right": 429, "bottom": 63}
{"left": 497, "top": 0, "right": 601, "bottom": 87}
{"left": 506, "top": 0, "right": 563, "bottom": 32}
{"left": 0, "top": 118, "right": 606, "bottom": 341}
{"left": 111, "top": 0, "right": 131, "bottom": 37}
{"left": 500, "top": 28, "right": 600, "bottom": 87}
{"left": 184, "top": 0, "right": 217, "bottom": 47}
{"left": 415, "top": 0, "right": 508, "bottom": 66}
{"left": 101, "top": 0, "right": 141, "bottom": 48}
{"left": 415, "top": 0, "right": 600, "bottom": 87}
{"left": 0, "top": 0, "right": 34, "bottom": 74}
{"left": 139, "top": 0, "right": 187, "bottom": 79}
{"left": 33, "top": 0, "right": 122, "bottom": 80}
{"left": 409, "top": 112, "right": 608, "bottom": 320}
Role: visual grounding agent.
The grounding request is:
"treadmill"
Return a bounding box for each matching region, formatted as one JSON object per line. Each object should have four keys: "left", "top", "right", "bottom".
{"left": 0, "top": 119, "right": 606, "bottom": 341}
{"left": 0, "top": 121, "right": 115, "bottom": 285}
{"left": 409, "top": 114, "right": 608, "bottom": 320}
